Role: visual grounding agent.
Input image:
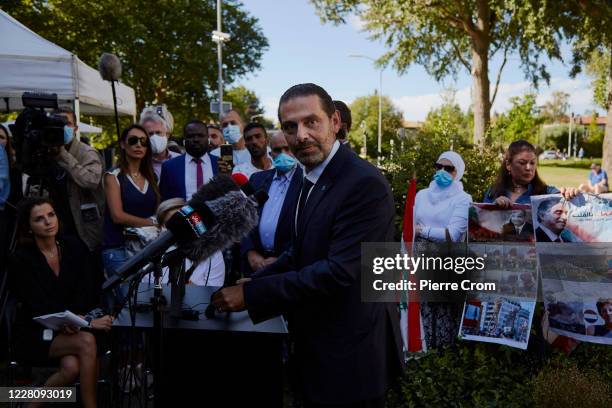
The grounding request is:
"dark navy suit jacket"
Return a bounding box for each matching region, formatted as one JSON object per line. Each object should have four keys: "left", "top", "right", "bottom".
{"left": 241, "top": 166, "right": 303, "bottom": 275}
{"left": 243, "top": 146, "right": 403, "bottom": 404}
{"left": 159, "top": 153, "right": 218, "bottom": 201}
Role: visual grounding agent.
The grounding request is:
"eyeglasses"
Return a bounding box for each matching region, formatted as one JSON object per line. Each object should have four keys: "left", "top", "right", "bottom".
{"left": 127, "top": 135, "right": 149, "bottom": 147}
{"left": 434, "top": 163, "right": 455, "bottom": 173}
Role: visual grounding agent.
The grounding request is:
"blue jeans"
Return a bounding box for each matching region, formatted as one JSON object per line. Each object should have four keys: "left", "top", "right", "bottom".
{"left": 101, "top": 247, "right": 130, "bottom": 310}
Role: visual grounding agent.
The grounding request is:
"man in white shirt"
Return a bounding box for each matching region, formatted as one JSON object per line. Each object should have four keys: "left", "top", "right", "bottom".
{"left": 218, "top": 110, "right": 251, "bottom": 170}
{"left": 232, "top": 122, "right": 274, "bottom": 179}
{"left": 140, "top": 111, "right": 180, "bottom": 178}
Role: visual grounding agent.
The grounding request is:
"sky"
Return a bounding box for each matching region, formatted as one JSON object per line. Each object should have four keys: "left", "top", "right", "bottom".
{"left": 235, "top": 0, "right": 604, "bottom": 122}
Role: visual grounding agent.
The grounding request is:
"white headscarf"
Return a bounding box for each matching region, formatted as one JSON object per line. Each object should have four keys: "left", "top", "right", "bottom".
{"left": 426, "top": 150, "right": 467, "bottom": 204}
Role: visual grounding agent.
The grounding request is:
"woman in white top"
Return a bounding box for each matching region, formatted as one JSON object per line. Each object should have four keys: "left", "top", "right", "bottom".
{"left": 413, "top": 151, "right": 472, "bottom": 349}
{"left": 414, "top": 151, "right": 472, "bottom": 242}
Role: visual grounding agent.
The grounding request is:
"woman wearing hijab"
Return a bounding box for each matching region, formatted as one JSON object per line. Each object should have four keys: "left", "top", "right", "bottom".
{"left": 413, "top": 151, "right": 472, "bottom": 349}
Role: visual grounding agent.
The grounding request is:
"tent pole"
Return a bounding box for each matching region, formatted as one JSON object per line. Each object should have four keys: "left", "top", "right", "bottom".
{"left": 111, "top": 80, "right": 121, "bottom": 143}
{"left": 73, "top": 98, "right": 81, "bottom": 140}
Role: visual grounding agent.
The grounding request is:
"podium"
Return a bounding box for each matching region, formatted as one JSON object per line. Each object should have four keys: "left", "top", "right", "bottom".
{"left": 112, "top": 283, "right": 288, "bottom": 407}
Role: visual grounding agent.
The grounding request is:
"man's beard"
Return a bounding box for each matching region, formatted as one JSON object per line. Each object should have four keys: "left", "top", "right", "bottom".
{"left": 295, "top": 142, "right": 324, "bottom": 169}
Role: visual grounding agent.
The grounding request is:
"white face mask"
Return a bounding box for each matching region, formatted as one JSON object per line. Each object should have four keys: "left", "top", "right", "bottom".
{"left": 149, "top": 134, "right": 168, "bottom": 154}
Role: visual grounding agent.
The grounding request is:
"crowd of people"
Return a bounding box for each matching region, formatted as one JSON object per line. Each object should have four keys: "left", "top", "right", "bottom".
{"left": 0, "top": 81, "right": 602, "bottom": 407}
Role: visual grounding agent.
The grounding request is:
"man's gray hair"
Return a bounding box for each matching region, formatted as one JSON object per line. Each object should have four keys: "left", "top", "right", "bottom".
{"left": 140, "top": 105, "right": 173, "bottom": 132}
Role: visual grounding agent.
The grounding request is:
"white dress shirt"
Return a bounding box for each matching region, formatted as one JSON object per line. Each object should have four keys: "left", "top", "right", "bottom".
{"left": 232, "top": 160, "right": 274, "bottom": 179}
{"left": 184, "top": 152, "right": 214, "bottom": 200}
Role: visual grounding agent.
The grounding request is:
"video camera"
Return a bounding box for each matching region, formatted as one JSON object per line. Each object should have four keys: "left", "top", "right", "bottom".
{"left": 10, "top": 92, "right": 68, "bottom": 178}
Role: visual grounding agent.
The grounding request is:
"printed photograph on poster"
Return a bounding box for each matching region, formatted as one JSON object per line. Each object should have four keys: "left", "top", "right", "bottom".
{"left": 459, "top": 294, "right": 535, "bottom": 350}
{"left": 468, "top": 203, "right": 534, "bottom": 242}
{"left": 460, "top": 203, "right": 538, "bottom": 349}
{"left": 532, "top": 193, "right": 612, "bottom": 345}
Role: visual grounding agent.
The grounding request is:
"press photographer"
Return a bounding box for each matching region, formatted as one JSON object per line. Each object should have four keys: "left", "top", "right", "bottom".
{"left": 11, "top": 93, "right": 105, "bottom": 253}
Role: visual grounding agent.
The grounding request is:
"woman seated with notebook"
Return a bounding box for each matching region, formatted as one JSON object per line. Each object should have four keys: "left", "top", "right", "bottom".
{"left": 9, "top": 197, "right": 112, "bottom": 408}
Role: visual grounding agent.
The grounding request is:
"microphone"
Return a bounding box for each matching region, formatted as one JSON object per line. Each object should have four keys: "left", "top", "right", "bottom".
{"left": 231, "top": 172, "right": 269, "bottom": 207}
{"left": 102, "top": 175, "right": 258, "bottom": 291}
{"left": 98, "top": 53, "right": 122, "bottom": 81}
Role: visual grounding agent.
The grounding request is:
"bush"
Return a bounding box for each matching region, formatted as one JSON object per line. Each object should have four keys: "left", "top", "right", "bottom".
{"left": 533, "top": 364, "right": 611, "bottom": 408}
{"left": 538, "top": 158, "right": 602, "bottom": 169}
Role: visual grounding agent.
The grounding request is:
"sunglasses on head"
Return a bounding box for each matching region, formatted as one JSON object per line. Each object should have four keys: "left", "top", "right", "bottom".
{"left": 434, "top": 163, "right": 455, "bottom": 173}
{"left": 127, "top": 135, "right": 148, "bottom": 147}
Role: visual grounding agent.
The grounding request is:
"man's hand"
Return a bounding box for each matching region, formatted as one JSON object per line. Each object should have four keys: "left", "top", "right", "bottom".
{"left": 60, "top": 325, "right": 79, "bottom": 335}
{"left": 262, "top": 256, "right": 277, "bottom": 267}
{"left": 247, "top": 250, "right": 266, "bottom": 271}
{"left": 211, "top": 284, "right": 246, "bottom": 312}
{"left": 217, "top": 159, "right": 232, "bottom": 174}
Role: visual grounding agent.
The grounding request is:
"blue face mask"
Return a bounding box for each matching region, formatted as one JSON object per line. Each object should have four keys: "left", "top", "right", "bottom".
{"left": 64, "top": 126, "right": 74, "bottom": 145}
{"left": 433, "top": 170, "right": 453, "bottom": 188}
{"left": 223, "top": 124, "right": 242, "bottom": 144}
{"left": 273, "top": 153, "right": 297, "bottom": 173}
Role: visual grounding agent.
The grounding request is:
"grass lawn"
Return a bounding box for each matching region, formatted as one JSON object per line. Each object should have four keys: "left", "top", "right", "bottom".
{"left": 538, "top": 165, "right": 589, "bottom": 189}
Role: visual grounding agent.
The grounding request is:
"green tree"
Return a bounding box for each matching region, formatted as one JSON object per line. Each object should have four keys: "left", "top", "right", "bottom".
{"left": 311, "top": 0, "right": 564, "bottom": 146}
{"left": 490, "top": 93, "right": 542, "bottom": 146}
{"left": 224, "top": 85, "right": 273, "bottom": 128}
{"left": 554, "top": 1, "right": 612, "bottom": 177}
{"left": 541, "top": 91, "right": 570, "bottom": 124}
{"left": 421, "top": 90, "right": 472, "bottom": 147}
{"left": 1, "top": 0, "right": 269, "bottom": 144}
{"left": 585, "top": 50, "right": 611, "bottom": 111}
{"left": 349, "top": 93, "right": 404, "bottom": 160}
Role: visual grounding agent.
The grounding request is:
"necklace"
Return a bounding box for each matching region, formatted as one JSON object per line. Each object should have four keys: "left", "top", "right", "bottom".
{"left": 41, "top": 242, "right": 59, "bottom": 259}
{"left": 131, "top": 172, "right": 141, "bottom": 178}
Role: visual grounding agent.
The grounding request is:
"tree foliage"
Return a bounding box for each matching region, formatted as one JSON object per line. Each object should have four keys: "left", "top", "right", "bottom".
{"left": 224, "top": 85, "right": 273, "bottom": 128}
{"left": 540, "top": 91, "right": 570, "bottom": 124}
{"left": 585, "top": 50, "right": 611, "bottom": 111}
{"left": 348, "top": 93, "right": 404, "bottom": 159}
{"left": 0, "top": 0, "right": 269, "bottom": 140}
{"left": 421, "top": 90, "right": 472, "bottom": 148}
{"left": 490, "top": 93, "right": 543, "bottom": 146}
{"left": 311, "top": 0, "right": 565, "bottom": 145}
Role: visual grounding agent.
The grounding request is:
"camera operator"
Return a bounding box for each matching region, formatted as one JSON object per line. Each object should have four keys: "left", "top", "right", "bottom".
{"left": 50, "top": 108, "right": 105, "bottom": 253}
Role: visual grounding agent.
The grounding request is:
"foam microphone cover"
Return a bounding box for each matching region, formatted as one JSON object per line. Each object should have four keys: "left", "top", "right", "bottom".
{"left": 190, "top": 174, "right": 241, "bottom": 205}
{"left": 98, "top": 53, "right": 122, "bottom": 81}
{"left": 188, "top": 191, "right": 259, "bottom": 263}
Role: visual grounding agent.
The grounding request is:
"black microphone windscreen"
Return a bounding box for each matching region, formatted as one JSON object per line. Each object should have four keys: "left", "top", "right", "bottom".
{"left": 188, "top": 191, "right": 259, "bottom": 263}
{"left": 189, "top": 174, "right": 240, "bottom": 206}
{"left": 98, "top": 53, "right": 122, "bottom": 81}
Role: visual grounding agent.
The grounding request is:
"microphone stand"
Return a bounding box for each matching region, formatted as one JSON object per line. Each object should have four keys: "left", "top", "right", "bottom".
{"left": 110, "top": 80, "right": 121, "bottom": 143}
{"left": 150, "top": 254, "right": 167, "bottom": 406}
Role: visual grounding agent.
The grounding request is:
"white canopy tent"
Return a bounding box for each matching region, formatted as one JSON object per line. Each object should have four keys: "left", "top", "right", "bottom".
{"left": 0, "top": 9, "right": 136, "bottom": 119}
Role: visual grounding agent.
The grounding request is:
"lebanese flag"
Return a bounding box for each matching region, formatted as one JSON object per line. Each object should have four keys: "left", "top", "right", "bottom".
{"left": 399, "top": 176, "right": 425, "bottom": 353}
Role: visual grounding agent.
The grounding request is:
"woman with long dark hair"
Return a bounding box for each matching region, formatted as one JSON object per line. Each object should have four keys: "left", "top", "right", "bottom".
{"left": 9, "top": 197, "right": 112, "bottom": 408}
{"left": 101, "top": 124, "right": 159, "bottom": 292}
{"left": 484, "top": 140, "right": 579, "bottom": 206}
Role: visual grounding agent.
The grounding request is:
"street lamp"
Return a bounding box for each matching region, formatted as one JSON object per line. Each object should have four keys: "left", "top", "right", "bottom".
{"left": 349, "top": 54, "right": 384, "bottom": 166}
{"left": 212, "top": 0, "right": 231, "bottom": 121}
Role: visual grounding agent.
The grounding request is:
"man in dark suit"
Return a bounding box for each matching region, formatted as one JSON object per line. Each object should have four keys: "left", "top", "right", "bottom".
{"left": 159, "top": 119, "right": 219, "bottom": 201}
{"left": 241, "top": 131, "right": 302, "bottom": 276}
{"left": 213, "top": 83, "right": 403, "bottom": 407}
{"left": 535, "top": 198, "right": 576, "bottom": 242}
{"left": 501, "top": 209, "right": 534, "bottom": 241}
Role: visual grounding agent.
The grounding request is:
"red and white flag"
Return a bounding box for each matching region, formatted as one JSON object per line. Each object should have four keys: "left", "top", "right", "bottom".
{"left": 399, "top": 176, "right": 426, "bottom": 353}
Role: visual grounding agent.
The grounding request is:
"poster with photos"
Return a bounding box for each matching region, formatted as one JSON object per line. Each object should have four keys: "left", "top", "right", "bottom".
{"left": 531, "top": 193, "right": 612, "bottom": 345}
{"left": 459, "top": 203, "right": 537, "bottom": 349}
